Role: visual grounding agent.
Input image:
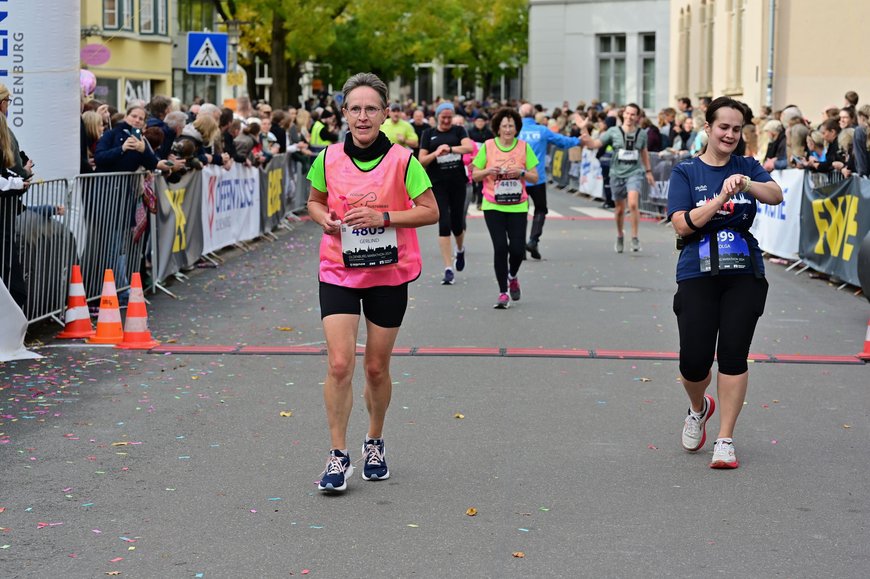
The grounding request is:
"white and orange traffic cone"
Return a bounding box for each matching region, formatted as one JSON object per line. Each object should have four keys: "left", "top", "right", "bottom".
{"left": 57, "top": 265, "right": 95, "bottom": 339}
{"left": 859, "top": 318, "right": 870, "bottom": 361}
{"left": 86, "top": 270, "right": 124, "bottom": 345}
{"left": 116, "top": 273, "right": 158, "bottom": 350}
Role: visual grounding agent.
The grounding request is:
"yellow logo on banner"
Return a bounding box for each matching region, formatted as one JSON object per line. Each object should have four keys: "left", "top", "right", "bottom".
{"left": 552, "top": 149, "right": 564, "bottom": 178}
{"left": 811, "top": 195, "right": 859, "bottom": 260}
{"left": 268, "top": 168, "right": 282, "bottom": 217}
{"left": 167, "top": 188, "right": 187, "bottom": 252}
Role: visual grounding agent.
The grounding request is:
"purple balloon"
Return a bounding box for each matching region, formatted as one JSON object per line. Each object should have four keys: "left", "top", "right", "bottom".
{"left": 80, "top": 69, "right": 97, "bottom": 97}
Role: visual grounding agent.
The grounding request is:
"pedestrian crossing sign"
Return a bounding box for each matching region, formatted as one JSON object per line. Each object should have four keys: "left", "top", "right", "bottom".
{"left": 187, "top": 32, "right": 228, "bottom": 75}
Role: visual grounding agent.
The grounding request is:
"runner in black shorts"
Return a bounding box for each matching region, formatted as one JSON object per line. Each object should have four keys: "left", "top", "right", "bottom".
{"left": 419, "top": 102, "right": 475, "bottom": 285}
{"left": 319, "top": 281, "right": 409, "bottom": 328}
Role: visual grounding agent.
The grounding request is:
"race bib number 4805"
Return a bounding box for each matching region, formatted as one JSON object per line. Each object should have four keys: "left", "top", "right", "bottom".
{"left": 340, "top": 225, "right": 399, "bottom": 268}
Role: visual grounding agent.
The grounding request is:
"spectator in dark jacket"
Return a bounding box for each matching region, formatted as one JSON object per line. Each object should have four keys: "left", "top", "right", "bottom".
{"left": 803, "top": 119, "right": 843, "bottom": 173}
{"left": 852, "top": 104, "right": 870, "bottom": 177}
{"left": 146, "top": 95, "right": 175, "bottom": 160}
{"left": 761, "top": 120, "right": 788, "bottom": 171}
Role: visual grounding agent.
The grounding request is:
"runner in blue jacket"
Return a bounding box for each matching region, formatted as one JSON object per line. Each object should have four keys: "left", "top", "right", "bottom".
{"left": 518, "top": 103, "right": 581, "bottom": 259}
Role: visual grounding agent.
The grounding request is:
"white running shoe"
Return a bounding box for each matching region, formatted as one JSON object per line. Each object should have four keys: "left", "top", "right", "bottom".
{"left": 681, "top": 394, "right": 715, "bottom": 452}
{"left": 710, "top": 439, "right": 739, "bottom": 469}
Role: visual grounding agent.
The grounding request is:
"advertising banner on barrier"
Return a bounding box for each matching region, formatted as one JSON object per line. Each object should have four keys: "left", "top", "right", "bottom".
{"left": 201, "top": 164, "right": 261, "bottom": 254}
{"left": 649, "top": 153, "right": 677, "bottom": 206}
{"left": 578, "top": 148, "right": 604, "bottom": 199}
{"left": 551, "top": 148, "right": 570, "bottom": 188}
{"left": 155, "top": 170, "right": 205, "bottom": 281}
{"left": 799, "top": 175, "right": 870, "bottom": 286}
{"left": 261, "top": 155, "right": 288, "bottom": 234}
{"left": 750, "top": 169, "right": 803, "bottom": 260}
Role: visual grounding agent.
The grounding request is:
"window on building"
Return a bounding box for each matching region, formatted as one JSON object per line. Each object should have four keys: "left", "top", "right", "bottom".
{"left": 104, "top": 0, "right": 132, "bottom": 30}
{"left": 726, "top": 0, "right": 744, "bottom": 93}
{"left": 141, "top": 0, "right": 154, "bottom": 33}
{"left": 140, "top": 0, "right": 168, "bottom": 35}
{"left": 700, "top": 0, "right": 715, "bottom": 96}
{"left": 640, "top": 33, "right": 656, "bottom": 110}
{"left": 157, "top": 0, "right": 168, "bottom": 35}
{"left": 598, "top": 34, "right": 626, "bottom": 106}
{"left": 178, "top": 0, "right": 216, "bottom": 33}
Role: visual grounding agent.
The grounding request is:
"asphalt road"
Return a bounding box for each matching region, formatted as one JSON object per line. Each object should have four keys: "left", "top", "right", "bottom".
{"left": 2, "top": 189, "right": 868, "bottom": 578}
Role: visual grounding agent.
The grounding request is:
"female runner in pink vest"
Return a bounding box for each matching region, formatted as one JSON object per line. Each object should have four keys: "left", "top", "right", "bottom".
{"left": 306, "top": 73, "right": 438, "bottom": 493}
{"left": 471, "top": 108, "right": 539, "bottom": 309}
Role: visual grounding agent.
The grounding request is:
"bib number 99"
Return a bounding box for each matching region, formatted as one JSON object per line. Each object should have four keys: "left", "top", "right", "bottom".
{"left": 717, "top": 231, "right": 736, "bottom": 243}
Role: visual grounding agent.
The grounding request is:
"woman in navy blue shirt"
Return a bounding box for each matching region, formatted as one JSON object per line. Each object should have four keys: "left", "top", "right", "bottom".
{"left": 667, "top": 97, "right": 783, "bottom": 469}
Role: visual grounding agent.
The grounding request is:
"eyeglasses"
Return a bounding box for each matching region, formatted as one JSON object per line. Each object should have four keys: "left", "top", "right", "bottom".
{"left": 346, "top": 106, "right": 382, "bottom": 119}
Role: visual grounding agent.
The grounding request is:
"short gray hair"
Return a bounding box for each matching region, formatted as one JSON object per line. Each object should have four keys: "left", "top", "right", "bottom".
{"left": 342, "top": 72, "right": 388, "bottom": 109}
{"left": 199, "top": 103, "right": 221, "bottom": 119}
{"left": 165, "top": 111, "right": 188, "bottom": 131}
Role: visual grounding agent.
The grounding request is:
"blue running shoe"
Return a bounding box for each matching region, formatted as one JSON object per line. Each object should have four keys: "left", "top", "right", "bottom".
{"left": 442, "top": 268, "right": 455, "bottom": 285}
{"left": 362, "top": 438, "right": 390, "bottom": 480}
{"left": 454, "top": 249, "right": 466, "bottom": 272}
{"left": 318, "top": 449, "right": 353, "bottom": 492}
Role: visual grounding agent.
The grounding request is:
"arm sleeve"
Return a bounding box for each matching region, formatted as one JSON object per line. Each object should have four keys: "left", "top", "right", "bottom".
{"left": 405, "top": 156, "right": 433, "bottom": 199}
{"left": 472, "top": 143, "right": 488, "bottom": 169}
{"left": 666, "top": 165, "right": 693, "bottom": 219}
{"left": 747, "top": 158, "right": 774, "bottom": 182}
{"left": 94, "top": 132, "right": 123, "bottom": 167}
{"left": 306, "top": 150, "right": 327, "bottom": 190}
{"left": 545, "top": 130, "right": 581, "bottom": 150}
{"left": 525, "top": 144, "right": 539, "bottom": 170}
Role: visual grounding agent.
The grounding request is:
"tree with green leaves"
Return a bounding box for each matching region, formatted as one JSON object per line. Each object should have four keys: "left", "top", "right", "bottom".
{"left": 208, "top": 0, "right": 528, "bottom": 106}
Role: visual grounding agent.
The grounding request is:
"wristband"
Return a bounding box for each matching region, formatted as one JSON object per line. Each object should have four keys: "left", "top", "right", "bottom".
{"left": 741, "top": 175, "right": 751, "bottom": 193}
{"left": 645, "top": 169, "right": 652, "bottom": 173}
{"left": 684, "top": 209, "right": 700, "bottom": 231}
{"left": 382, "top": 212, "right": 391, "bottom": 227}
{"left": 449, "top": 146, "right": 453, "bottom": 154}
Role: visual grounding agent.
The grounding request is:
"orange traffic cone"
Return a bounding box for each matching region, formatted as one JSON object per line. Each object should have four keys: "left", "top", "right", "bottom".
{"left": 859, "top": 318, "right": 870, "bottom": 361}
{"left": 116, "top": 273, "right": 158, "bottom": 350}
{"left": 86, "top": 270, "right": 124, "bottom": 344}
{"left": 57, "top": 265, "right": 95, "bottom": 339}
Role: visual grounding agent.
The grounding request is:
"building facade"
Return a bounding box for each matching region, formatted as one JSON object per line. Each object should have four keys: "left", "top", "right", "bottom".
{"left": 81, "top": 0, "right": 172, "bottom": 109}
{"left": 670, "top": 0, "right": 870, "bottom": 122}
{"left": 527, "top": 0, "right": 671, "bottom": 112}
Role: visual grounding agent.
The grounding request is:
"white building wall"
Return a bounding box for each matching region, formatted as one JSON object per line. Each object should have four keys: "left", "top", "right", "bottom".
{"left": 528, "top": 0, "right": 671, "bottom": 112}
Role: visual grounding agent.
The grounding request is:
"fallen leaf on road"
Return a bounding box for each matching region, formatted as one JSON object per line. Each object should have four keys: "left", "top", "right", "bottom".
{"left": 276, "top": 327, "right": 294, "bottom": 332}
{"left": 512, "top": 551, "right": 525, "bottom": 558}
{"left": 466, "top": 508, "right": 477, "bottom": 516}
{"left": 454, "top": 413, "right": 465, "bottom": 419}
{"left": 280, "top": 411, "right": 293, "bottom": 417}
{"left": 843, "top": 424, "right": 851, "bottom": 429}
{"left": 647, "top": 444, "right": 658, "bottom": 450}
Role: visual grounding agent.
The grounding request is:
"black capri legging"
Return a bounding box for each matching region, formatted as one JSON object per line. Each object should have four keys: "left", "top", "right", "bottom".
{"left": 673, "top": 275, "right": 769, "bottom": 381}
{"left": 433, "top": 180, "right": 467, "bottom": 237}
{"left": 484, "top": 209, "right": 527, "bottom": 293}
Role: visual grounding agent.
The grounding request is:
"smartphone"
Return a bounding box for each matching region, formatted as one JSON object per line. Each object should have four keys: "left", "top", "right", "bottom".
{"left": 164, "top": 160, "right": 175, "bottom": 167}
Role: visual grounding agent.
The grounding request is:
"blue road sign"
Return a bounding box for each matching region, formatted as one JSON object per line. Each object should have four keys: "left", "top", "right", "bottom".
{"left": 187, "top": 32, "right": 228, "bottom": 75}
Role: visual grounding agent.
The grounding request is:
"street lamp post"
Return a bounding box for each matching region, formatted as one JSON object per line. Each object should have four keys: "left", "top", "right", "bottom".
{"left": 226, "top": 20, "right": 242, "bottom": 99}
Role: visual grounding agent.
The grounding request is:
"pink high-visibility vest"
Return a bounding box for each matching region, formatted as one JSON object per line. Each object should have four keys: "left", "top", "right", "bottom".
{"left": 319, "top": 143, "right": 422, "bottom": 288}
{"left": 481, "top": 138, "right": 529, "bottom": 205}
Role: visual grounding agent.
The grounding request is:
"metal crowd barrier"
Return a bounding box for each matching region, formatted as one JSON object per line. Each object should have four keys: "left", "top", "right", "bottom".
{"left": 71, "top": 172, "right": 147, "bottom": 303}
{"left": 0, "top": 172, "right": 149, "bottom": 324}
{"left": 0, "top": 179, "right": 71, "bottom": 323}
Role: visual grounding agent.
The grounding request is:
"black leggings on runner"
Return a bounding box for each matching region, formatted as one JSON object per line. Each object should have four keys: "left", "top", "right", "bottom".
{"left": 433, "top": 181, "right": 467, "bottom": 237}
{"left": 484, "top": 209, "right": 527, "bottom": 293}
{"left": 673, "top": 275, "right": 769, "bottom": 381}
